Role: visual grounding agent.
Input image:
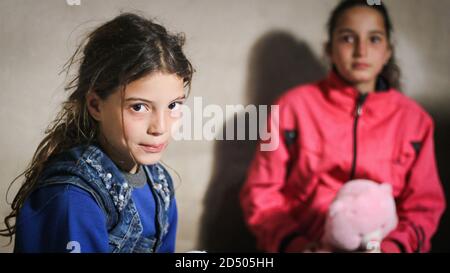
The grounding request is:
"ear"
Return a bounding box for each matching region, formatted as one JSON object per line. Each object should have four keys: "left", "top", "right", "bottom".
{"left": 86, "top": 91, "right": 102, "bottom": 122}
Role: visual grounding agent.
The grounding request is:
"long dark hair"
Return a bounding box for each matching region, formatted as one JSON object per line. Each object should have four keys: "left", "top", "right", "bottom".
{"left": 0, "top": 12, "right": 193, "bottom": 241}
{"left": 326, "top": 0, "right": 401, "bottom": 90}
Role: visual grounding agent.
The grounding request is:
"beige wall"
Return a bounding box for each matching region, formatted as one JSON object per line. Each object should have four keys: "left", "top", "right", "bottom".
{"left": 1, "top": 0, "right": 449, "bottom": 253}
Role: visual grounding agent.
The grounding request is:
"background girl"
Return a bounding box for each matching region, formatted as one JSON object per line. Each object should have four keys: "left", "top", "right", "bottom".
{"left": 241, "top": 0, "right": 446, "bottom": 253}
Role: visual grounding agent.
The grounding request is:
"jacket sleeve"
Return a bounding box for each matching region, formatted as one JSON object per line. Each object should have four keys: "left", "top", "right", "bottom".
{"left": 240, "top": 99, "right": 311, "bottom": 252}
{"left": 381, "top": 120, "right": 446, "bottom": 253}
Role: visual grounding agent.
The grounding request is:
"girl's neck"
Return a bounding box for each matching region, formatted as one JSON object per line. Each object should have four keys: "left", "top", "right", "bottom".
{"left": 354, "top": 80, "right": 376, "bottom": 94}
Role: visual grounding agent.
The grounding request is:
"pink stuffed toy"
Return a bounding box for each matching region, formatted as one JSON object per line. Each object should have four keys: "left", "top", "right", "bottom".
{"left": 322, "top": 179, "right": 398, "bottom": 253}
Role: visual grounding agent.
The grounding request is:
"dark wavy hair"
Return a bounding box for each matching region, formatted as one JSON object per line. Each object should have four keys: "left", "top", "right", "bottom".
{"left": 1, "top": 12, "right": 193, "bottom": 241}
{"left": 326, "top": 0, "right": 401, "bottom": 90}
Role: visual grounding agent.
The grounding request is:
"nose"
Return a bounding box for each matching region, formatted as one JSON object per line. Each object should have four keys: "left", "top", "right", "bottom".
{"left": 355, "top": 39, "right": 368, "bottom": 58}
{"left": 147, "top": 110, "right": 166, "bottom": 136}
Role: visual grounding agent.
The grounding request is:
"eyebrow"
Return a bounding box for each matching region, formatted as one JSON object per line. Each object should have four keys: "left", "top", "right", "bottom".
{"left": 337, "top": 28, "right": 386, "bottom": 36}
{"left": 125, "top": 95, "right": 186, "bottom": 104}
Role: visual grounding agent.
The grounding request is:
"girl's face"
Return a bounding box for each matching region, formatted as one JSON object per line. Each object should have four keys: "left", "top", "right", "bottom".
{"left": 329, "top": 6, "right": 392, "bottom": 92}
{"left": 87, "top": 72, "right": 185, "bottom": 173}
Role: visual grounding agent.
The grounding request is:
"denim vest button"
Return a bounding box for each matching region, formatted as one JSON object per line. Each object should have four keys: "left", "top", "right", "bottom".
{"left": 106, "top": 173, "right": 112, "bottom": 179}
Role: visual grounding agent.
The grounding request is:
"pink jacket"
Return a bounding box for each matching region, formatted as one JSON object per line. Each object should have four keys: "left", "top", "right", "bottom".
{"left": 240, "top": 72, "right": 446, "bottom": 253}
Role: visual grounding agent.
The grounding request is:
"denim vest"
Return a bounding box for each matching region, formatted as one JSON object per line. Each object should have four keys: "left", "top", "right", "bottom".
{"left": 36, "top": 144, "right": 174, "bottom": 253}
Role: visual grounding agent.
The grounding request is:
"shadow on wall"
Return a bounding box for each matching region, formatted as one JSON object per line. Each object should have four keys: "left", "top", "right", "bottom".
{"left": 197, "top": 31, "right": 326, "bottom": 252}
{"left": 431, "top": 111, "right": 450, "bottom": 252}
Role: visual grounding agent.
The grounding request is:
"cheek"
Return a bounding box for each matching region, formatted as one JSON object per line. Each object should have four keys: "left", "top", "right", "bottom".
{"left": 167, "top": 115, "right": 179, "bottom": 125}
{"left": 122, "top": 116, "right": 147, "bottom": 139}
{"left": 372, "top": 44, "right": 390, "bottom": 59}
{"left": 167, "top": 113, "right": 182, "bottom": 135}
{"left": 169, "top": 109, "right": 183, "bottom": 119}
{"left": 331, "top": 45, "right": 352, "bottom": 65}
{"left": 371, "top": 48, "right": 391, "bottom": 71}
{"left": 100, "top": 110, "right": 123, "bottom": 138}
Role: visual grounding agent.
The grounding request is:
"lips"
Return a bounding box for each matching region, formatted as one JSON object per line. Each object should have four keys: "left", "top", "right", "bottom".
{"left": 353, "top": 62, "right": 370, "bottom": 70}
{"left": 139, "top": 143, "right": 166, "bottom": 153}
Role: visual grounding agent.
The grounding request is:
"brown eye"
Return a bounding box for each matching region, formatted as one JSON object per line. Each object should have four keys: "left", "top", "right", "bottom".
{"left": 168, "top": 101, "right": 182, "bottom": 111}
{"left": 370, "top": 36, "right": 382, "bottom": 44}
{"left": 131, "top": 104, "right": 147, "bottom": 112}
{"left": 341, "top": 35, "right": 355, "bottom": 43}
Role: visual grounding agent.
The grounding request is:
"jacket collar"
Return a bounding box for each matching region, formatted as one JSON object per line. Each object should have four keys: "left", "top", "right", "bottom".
{"left": 321, "top": 71, "right": 400, "bottom": 118}
{"left": 327, "top": 69, "right": 391, "bottom": 94}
